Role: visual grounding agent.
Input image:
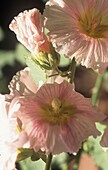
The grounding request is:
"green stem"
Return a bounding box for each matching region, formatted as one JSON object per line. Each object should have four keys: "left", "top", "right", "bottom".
{"left": 68, "top": 58, "right": 76, "bottom": 83}
{"left": 92, "top": 74, "right": 103, "bottom": 105}
{"left": 92, "top": 67, "right": 108, "bottom": 105}
{"left": 55, "top": 66, "right": 69, "bottom": 77}
{"left": 48, "top": 73, "right": 59, "bottom": 78}
{"left": 45, "top": 153, "right": 53, "bottom": 170}
{"left": 55, "top": 67, "right": 62, "bottom": 74}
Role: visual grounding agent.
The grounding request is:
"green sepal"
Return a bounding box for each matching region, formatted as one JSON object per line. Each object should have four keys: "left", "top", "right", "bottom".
{"left": 17, "top": 148, "right": 33, "bottom": 162}
{"left": 31, "top": 150, "right": 47, "bottom": 163}
{"left": 17, "top": 148, "right": 47, "bottom": 163}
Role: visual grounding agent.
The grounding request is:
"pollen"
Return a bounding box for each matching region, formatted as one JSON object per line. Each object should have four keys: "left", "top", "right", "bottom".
{"left": 79, "top": 11, "right": 108, "bottom": 38}
{"left": 40, "top": 98, "right": 77, "bottom": 124}
{"left": 51, "top": 98, "right": 62, "bottom": 113}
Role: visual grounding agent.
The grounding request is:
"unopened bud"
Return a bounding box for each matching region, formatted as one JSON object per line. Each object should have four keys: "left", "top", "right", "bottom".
{"left": 31, "top": 43, "right": 60, "bottom": 70}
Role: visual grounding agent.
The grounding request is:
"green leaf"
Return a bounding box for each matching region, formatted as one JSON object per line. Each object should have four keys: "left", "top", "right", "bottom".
{"left": 59, "top": 54, "right": 70, "bottom": 67}
{"left": 26, "top": 56, "right": 46, "bottom": 85}
{"left": 15, "top": 43, "right": 30, "bottom": 65}
{"left": 83, "top": 123, "right": 108, "bottom": 170}
{"left": 19, "top": 157, "right": 45, "bottom": 170}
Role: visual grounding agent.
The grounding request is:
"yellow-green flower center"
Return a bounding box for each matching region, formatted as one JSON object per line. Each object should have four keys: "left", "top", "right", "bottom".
{"left": 51, "top": 98, "right": 62, "bottom": 113}
{"left": 40, "top": 98, "right": 77, "bottom": 124}
{"left": 78, "top": 11, "right": 108, "bottom": 38}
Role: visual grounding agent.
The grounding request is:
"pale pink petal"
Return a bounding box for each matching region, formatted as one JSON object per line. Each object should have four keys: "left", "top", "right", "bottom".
{"left": 44, "top": 0, "right": 108, "bottom": 72}
{"left": 0, "top": 94, "right": 28, "bottom": 169}
{"left": 17, "top": 81, "right": 105, "bottom": 154}
{"left": 9, "top": 8, "right": 50, "bottom": 54}
{"left": 7, "top": 67, "right": 37, "bottom": 99}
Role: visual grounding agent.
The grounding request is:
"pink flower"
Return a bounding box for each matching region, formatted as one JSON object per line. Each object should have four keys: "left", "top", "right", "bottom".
{"left": 44, "top": 0, "right": 108, "bottom": 72}
{"left": 7, "top": 67, "right": 38, "bottom": 99}
{"left": 0, "top": 94, "right": 28, "bottom": 170}
{"left": 9, "top": 8, "right": 50, "bottom": 54}
{"left": 17, "top": 81, "right": 105, "bottom": 155}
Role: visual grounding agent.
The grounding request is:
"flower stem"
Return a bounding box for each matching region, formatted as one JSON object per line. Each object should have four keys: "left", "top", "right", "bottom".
{"left": 92, "top": 73, "right": 103, "bottom": 105}
{"left": 92, "top": 67, "right": 108, "bottom": 105}
{"left": 68, "top": 58, "right": 76, "bottom": 83}
{"left": 45, "top": 153, "right": 53, "bottom": 170}
{"left": 48, "top": 73, "right": 59, "bottom": 78}
{"left": 55, "top": 66, "right": 70, "bottom": 77}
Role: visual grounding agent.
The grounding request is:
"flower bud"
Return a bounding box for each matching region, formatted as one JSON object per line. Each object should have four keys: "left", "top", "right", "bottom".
{"left": 32, "top": 43, "right": 60, "bottom": 70}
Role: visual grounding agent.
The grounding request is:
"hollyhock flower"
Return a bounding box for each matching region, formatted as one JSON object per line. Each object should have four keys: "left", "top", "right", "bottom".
{"left": 17, "top": 81, "right": 105, "bottom": 155}
{"left": 8, "top": 67, "right": 38, "bottom": 98}
{"left": 9, "top": 8, "right": 50, "bottom": 54}
{"left": 0, "top": 94, "right": 28, "bottom": 170}
{"left": 44, "top": 0, "right": 108, "bottom": 72}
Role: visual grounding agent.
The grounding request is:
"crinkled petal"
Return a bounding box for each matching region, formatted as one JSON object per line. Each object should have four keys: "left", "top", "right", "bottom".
{"left": 44, "top": 0, "right": 108, "bottom": 72}
{"left": 9, "top": 8, "right": 49, "bottom": 54}
{"left": 17, "top": 81, "right": 105, "bottom": 154}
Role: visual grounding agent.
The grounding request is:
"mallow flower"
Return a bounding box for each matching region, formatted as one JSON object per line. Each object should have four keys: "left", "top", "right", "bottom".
{"left": 44, "top": 0, "right": 108, "bottom": 72}
{"left": 17, "top": 81, "right": 105, "bottom": 155}
{"left": 9, "top": 8, "right": 50, "bottom": 54}
{"left": 0, "top": 94, "right": 28, "bottom": 170}
{"left": 8, "top": 67, "right": 38, "bottom": 98}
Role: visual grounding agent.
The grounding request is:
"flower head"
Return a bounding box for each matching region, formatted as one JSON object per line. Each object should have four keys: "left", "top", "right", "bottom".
{"left": 7, "top": 67, "right": 38, "bottom": 99}
{"left": 0, "top": 94, "right": 28, "bottom": 170}
{"left": 9, "top": 8, "right": 50, "bottom": 54}
{"left": 44, "top": 0, "right": 108, "bottom": 72}
{"left": 17, "top": 81, "right": 105, "bottom": 154}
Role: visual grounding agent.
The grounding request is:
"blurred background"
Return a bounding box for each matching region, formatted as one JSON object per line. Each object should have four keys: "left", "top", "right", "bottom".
{"left": 0, "top": 0, "right": 47, "bottom": 93}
